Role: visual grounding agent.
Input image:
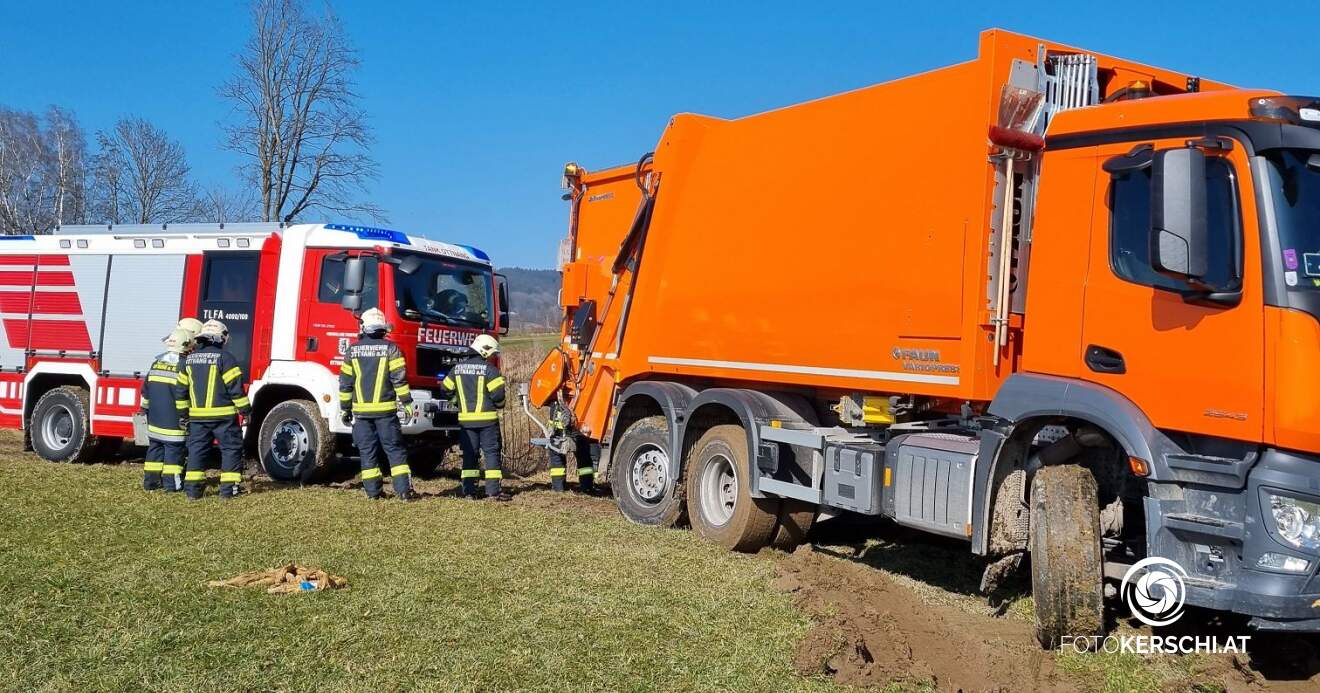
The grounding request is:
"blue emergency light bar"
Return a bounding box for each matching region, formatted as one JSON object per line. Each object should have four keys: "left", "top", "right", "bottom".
{"left": 325, "top": 223, "right": 412, "bottom": 245}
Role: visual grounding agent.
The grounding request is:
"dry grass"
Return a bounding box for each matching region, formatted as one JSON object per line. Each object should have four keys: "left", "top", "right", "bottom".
{"left": 496, "top": 334, "right": 560, "bottom": 475}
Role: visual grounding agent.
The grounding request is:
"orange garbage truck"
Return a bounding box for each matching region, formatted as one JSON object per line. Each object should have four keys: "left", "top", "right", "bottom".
{"left": 527, "top": 28, "right": 1320, "bottom": 645}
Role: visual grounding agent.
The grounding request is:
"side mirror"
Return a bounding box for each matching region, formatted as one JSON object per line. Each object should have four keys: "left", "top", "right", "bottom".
{"left": 495, "top": 273, "right": 511, "bottom": 335}
{"left": 341, "top": 256, "right": 366, "bottom": 312}
{"left": 1151, "top": 148, "right": 1208, "bottom": 281}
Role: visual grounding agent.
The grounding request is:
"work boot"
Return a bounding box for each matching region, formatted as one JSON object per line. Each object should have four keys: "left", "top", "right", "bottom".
{"left": 399, "top": 489, "right": 421, "bottom": 502}
{"left": 143, "top": 475, "right": 162, "bottom": 491}
{"left": 550, "top": 472, "right": 567, "bottom": 492}
{"left": 485, "top": 491, "right": 513, "bottom": 503}
{"left": 219, "top": 486, "right": 243, "bottom": 500}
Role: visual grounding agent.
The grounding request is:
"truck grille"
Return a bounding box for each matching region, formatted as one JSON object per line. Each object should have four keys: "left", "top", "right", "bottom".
{"left": 415, "top": 346, "right": 466, "bottom": 379}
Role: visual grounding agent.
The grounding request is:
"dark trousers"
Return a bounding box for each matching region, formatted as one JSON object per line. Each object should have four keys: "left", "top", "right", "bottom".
{"left": 352, "top": 414, "right": 411, "bottom": 498}
{"left": 548, "top": 435, "right": 598, "bottom": 492}
{"left": 186, "top": 417, "right": 244, "bottom": 498}
{"left": 458, "top": 424, "right": 502, "bottom": 496}
{"left": 143, "top": 438, "right": 186, "bottom": 491}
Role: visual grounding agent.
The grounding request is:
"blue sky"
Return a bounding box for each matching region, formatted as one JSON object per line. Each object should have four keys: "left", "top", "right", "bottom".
{"left": 1, "top": 1, "right": 1315, "bottom": 268}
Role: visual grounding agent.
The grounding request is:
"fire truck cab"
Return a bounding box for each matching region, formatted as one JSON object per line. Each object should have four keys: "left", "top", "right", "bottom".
{"left": 0, "top": 222, "right": 507, "bottom": 481}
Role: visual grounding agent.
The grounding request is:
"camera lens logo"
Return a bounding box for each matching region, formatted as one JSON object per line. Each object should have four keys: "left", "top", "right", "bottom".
{"left": 1121, "top": 557, "right": 1188, "bottom": 627}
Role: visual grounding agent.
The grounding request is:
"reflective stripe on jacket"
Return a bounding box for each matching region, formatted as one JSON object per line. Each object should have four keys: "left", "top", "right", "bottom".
{"left": 338, "top": 336, "right": 412, "bottom": 417}
{"left": 440, "top": 355, "right": 505, "bottom": 426}
{"left": 173, "top": 344, "right": 250, "bottom": 419}
{"left": 140, "top": 351, "right": 188, "bottom": 441}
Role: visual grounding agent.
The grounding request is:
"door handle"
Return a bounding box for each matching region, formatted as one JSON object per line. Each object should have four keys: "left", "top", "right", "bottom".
{"left": 1085, "top": 345, "right": 1126, "bottom": 374}
{"left": 306, "top": 337, "right": 318, "bottom": 352}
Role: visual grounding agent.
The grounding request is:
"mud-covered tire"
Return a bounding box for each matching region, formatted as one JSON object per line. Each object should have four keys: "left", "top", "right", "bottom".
{"left": 258, "top": 400, "right": 335, "bottom": 483}
{"left": 686, "top": 424, "right": 779, "bottom": 552}
{"left": 29, "top": 386, "right": 98, "bottom": 464}
{"left": 611, "top": 415, "right": 686, "bottom": 527}
{"left": 1030, "top": 464, "right": 1104, "bottom": 649}
{"left": 771, "top": 499, "right": 817, "bottom": 551}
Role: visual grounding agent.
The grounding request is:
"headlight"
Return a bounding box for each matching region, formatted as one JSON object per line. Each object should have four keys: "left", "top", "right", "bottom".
{"left": 1266, "top": 492, "right": 1320, "bottom": 551}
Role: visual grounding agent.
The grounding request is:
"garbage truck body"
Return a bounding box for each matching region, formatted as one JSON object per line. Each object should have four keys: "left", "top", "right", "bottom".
{"left": 0, "top": 222, "right": 508, "bottom": 481}
{"left": 531, "top": 28, "right": 1320, "bottom": 640}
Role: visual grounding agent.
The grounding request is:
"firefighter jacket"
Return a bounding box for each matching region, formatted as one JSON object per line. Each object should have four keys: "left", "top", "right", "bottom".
{"left": 173, "top": 344, "right": 251, "bottom": 420}
{"left": 139, "top": 351, "right": 188, "bottom": 442}
{"left": 338, "top": 335, "right": 412, "bottom": 417}
{"left": 440, "top": 355, "right": 505, "bottom": 427}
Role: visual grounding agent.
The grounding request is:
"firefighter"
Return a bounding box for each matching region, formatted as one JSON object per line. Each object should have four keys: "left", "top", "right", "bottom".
{"left": 441, "top": 334, "right": 508, "bottom": 500}
{"left": 139, "top": 327, "right": 193, "bottom": 492}
{"left": 174, "top": 320, "right": 250, "bottom": 500}
{"left": 339, "top": 308, "right": 418, "bottom": 501}
{"left": 546, "top": 403, "right": 599, "bottom": 494}
{"left": 176, "top": 317, "right": 204, "bottom": 342}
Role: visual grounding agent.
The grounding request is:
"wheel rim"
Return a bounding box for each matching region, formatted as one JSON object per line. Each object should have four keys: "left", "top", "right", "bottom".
{"left": 630, "top": 444, "right": 669, "bottom": 503}
{"left": 41, "top": 404, "right": 75, "bottom": 451}
{"left": 270, "top": 419, "right": 310, "bottom": 467}
{"left": 698, "top": 452, "right": 737, "bottom": 527}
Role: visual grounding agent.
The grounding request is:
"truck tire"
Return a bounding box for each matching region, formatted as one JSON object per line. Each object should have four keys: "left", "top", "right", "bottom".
{"left": 611, "top": 415, "right": 686, "bottom": 527}
{"left": 30, "top": 386, "right": 98, "bottom": 464}
{"left": 686, "top": 424, "right": 779, "bottom": 552}
{"left": 1030, "top": 464, "right": 1104, "bottom": 649}
{"left": 771, "top": 499, "right": 817, "bottom": 551}
{"left": 258, "top": 400, "right": 336, "bottom": 483}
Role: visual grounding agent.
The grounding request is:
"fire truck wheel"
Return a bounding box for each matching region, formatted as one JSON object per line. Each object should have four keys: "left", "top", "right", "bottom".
{"left": 771, "top": 500, "right": 817, "bottom": 551}
{"left": 1029, "top": 464, "right": 1104, "bottom": 649}
{"left": 686, "top": 424, "right": 779, "bottom": 552}
{"left": 30, "top": 386, "right": 97, "bottom": 464}
{"left": 610, "top": 415, "right": 687, "bottom": 527}
{"left": 258, "top": 400, "right": 335, "bottom": 483}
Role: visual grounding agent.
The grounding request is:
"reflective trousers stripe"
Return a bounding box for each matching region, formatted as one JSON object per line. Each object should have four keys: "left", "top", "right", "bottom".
{"left": 162, "top": 465, "right": 183, "bottom": 475}
{"left": 577, "top": 467, "right": 595, "bottom": 476}
{"left": 484, "top": 469, "right": 502, "bottom": 479}
{"left": 390, "top": 464, "right": 411, "bottom": 477}
{"left": 361, "top": 468, "right": 382, "bottom": 480}
{"left": 185, "top": 471, "right": 206, "bottom": 481}
{"left": 458, "top": 412, "right": 498, "bottom": 422}
{"left": 220, "top": 472, "right": 242, "bottom": 483}
{"left": 460, "top": 469, "right": 481, "bottom": 478}
{"left": 549, "top": 467, "right": 567, "bottom": 477}
{"left": 143, "top": 461, "right": 164, "bottom": 472}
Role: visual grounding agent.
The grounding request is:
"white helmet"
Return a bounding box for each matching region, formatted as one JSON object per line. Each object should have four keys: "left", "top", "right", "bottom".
{"left": 163, "top": 328, "right": 193, "bottom": 354}
{"left": 471, "top": 334, "right": 499, "bottom": 359}
{"left": 359, "top": 307, "right": 390, "bottom": 333}
{"left": 199, "top": 319, "right": 229, "bottom": 344}
{"left": 176, "top": 317, "right": 204, "bottom": 339}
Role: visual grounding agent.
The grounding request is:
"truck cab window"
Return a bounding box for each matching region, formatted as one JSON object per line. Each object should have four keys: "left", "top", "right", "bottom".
{"left": 318, "top": 256, "right": 378, "bottom": 307}
{"left": 1109, "top": 156, "right": 1241, "bottom": 292}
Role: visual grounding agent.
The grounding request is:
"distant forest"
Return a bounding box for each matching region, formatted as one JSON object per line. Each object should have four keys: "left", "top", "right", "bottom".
{"left": 498, "top": 267, "right": 560, "bottom": 332}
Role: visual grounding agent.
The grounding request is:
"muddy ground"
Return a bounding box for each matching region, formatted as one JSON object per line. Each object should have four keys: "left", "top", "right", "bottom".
{"left": 106, "top": 442, "right": 1320, "bottom": 691}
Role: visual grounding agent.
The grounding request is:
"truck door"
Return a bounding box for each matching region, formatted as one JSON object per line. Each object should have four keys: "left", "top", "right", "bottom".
{"left": 1079, "top": 140, "right": 1264, "bottom": 441}
{"left": 297, "top": 250, "right": 378, "bottom": 368}
{"left": 197, "top": 251, "right": 261, "bottom": 377}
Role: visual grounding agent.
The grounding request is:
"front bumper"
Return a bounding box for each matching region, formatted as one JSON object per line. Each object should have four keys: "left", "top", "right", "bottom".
{"left": 1146, "top": 447, "right": 1320, "bottom": 629}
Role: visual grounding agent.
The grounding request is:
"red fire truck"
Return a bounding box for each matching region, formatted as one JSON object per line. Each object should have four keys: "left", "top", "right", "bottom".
{"left": 0, "top": 222, "right": 507, "bottom": 481}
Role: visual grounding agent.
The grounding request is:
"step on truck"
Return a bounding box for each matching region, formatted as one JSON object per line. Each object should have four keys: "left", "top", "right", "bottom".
{"left": 0, "top": 222, "right": 508, "bottom": 481}
{"left": 528, "top": 29, "right": 1320, "bottom": 644}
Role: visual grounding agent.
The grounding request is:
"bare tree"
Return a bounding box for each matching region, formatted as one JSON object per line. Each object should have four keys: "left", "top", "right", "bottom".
{"left": 221, "top": 0, "right": 382, "bottom": 223}
{"left": 0, "top": 106, "right": 88, "bottom": 234}
{"left": 90, "top": 117, "right": 200, "bottom": 224}
{"left": 44, "top": 106, "right": 87, "bottom": 227}
{"left": 200, "top": 183, "right": 259, "bottom": 223}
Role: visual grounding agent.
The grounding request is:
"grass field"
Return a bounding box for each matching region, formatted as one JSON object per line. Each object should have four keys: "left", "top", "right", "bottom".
{"left": 0, "top": 432, "right": 836, "bottom": 693}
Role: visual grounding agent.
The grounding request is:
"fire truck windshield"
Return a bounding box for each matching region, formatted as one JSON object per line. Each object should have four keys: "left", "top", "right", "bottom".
{"left": 1265, "top": 149, "right": 1320, "bottom": 291}
{"left": 392, "top": 252, "right": 494, "bottom": 328}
